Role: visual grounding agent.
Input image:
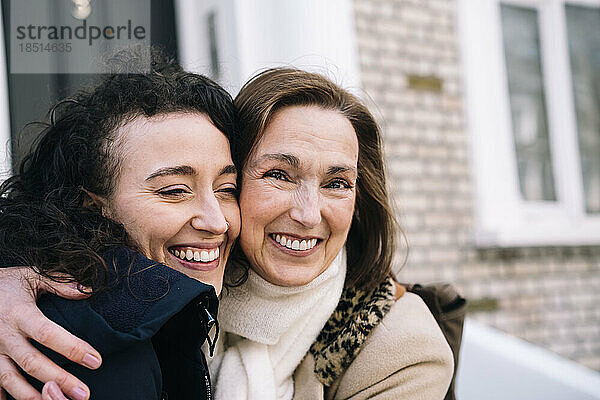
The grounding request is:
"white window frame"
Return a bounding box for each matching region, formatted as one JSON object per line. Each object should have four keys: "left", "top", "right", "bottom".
{"left": 458, "top": 0, "right": 600, "bottom": 247}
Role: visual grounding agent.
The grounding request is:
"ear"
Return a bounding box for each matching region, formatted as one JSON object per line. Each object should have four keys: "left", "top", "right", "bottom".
{"left": 82, "top": 188, "right": 108, "bottom": 214}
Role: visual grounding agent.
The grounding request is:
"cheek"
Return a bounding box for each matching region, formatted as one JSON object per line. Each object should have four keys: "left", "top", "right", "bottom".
{"left": 239, "top": 186, "right": 273, "bottom": 241}
{"left": 328, "top": 198, "right": 355, "bottom": 239}
{"left": 239, "top": 208, "right": 263, "bottom": 250}
{"left": 108, "top": 200, "right": 182, "bottom": 249}
{"left": 223, "top": 202, "right": 241, "bottom": 241}
{"left": 106, "top": 202, "right": 144, "bottom": 236}
{"left": 107, "top": 205, "right": 154, "bottom": 254}
{"left": 238, "top": 186, "right": 289, "bottom": 265}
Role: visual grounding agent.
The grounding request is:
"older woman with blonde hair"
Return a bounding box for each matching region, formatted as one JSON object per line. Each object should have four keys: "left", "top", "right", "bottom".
{"left": 0, "top": 67, "right": 453, "bottom": 400}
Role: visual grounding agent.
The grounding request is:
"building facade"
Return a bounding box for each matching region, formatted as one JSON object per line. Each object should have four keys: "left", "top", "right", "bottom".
{"left": 352, "top": 0, "right": 600, "bottom": 371}
{"left": 0, "top": 0, "right": 598, "bottom": 372}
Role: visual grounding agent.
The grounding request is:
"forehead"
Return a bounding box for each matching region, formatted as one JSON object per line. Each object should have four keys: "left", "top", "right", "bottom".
{"left": 253, "top": 105, "right": 358, "bottom": 165}
{"left": 116, "top": 112, "right": 233, "bottom": 174}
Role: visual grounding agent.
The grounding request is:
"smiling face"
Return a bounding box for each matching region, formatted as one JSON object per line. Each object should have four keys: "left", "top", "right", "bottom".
{"left": 101, "top": 112, "right": 241, "bottom": 294}
{"left": 239, "top": 105, "right": 358, "bottom": 286}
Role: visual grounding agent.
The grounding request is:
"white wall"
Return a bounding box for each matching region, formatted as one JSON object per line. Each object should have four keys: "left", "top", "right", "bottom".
{"left": 175, "top": 0, "right": 361, "bottom": 95}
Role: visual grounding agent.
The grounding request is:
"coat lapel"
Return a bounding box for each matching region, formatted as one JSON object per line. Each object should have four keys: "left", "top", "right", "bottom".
{"left": 307, "top": 278, "right": 397, "bottom": 386}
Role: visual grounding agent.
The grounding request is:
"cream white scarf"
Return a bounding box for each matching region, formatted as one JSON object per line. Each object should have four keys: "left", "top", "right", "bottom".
{"left": 208, "top": 250, "right": 346, "bottom": 400}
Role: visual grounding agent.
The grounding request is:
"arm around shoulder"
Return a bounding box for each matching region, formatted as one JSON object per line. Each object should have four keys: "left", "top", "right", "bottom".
{"left": 333, "top": 292, "right": 454, "bottom": 400}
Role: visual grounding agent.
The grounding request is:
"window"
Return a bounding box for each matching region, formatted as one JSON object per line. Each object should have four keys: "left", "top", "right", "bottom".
{"left": 0, "top": 0, "right": 178, "bottom": 176}
{"left": 458, "top": 0, "right": 600, "bottom": 246}
{"left": 501, "top": 4, "right": 557, "bottom": 202}
{"left": 565, "top": 4, "right": 600, "bottom": 213}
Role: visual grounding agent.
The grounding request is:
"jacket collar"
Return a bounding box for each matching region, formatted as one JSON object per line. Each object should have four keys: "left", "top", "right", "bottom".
{"left": 45, "top": 248, "right": 219, "bottom": 356}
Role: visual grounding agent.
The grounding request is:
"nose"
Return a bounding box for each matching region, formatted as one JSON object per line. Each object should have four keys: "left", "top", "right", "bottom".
{"left": 289, "top": 183, "right": 322, "bottom": 227}
{"left": 190, "top": 192, "right": 229, "bottom": 235}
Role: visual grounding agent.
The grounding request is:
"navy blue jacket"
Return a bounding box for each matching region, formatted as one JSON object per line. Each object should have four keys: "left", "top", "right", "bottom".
{"left": 8, "top": 249, "right": 219, "bottom": 400}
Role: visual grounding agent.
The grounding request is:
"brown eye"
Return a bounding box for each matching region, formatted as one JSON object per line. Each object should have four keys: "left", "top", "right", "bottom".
{"left": 324, "top": 179, "right": 352, "bottom": 189}
{"left": 216, "top": 185, "right": 239, "bottom": 197}
{"left": 263, "top": 169, "right": 290, "bottom": 181}
{"left": 157, "top": 186, "right": 190, "bottom": 197}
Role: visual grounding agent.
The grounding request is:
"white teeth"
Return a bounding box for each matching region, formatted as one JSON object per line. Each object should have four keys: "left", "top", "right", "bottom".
{"left": 271, "top": 235, "right": 319, "bottom": 251}
{"left": 172, "top": 247, "right": 220, "bottom": 262}
{"left": 201, "top": 250, "right": 209, "bottom": 262}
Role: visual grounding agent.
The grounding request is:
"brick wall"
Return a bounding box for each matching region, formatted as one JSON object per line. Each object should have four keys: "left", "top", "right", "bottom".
{"left": 352, "top": 0, "right": 600, "bottom": 371}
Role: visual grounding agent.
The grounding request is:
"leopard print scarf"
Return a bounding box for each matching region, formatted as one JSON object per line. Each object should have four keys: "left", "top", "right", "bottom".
{"left": 309, "top": 277, "right": 397, "bottom": 386}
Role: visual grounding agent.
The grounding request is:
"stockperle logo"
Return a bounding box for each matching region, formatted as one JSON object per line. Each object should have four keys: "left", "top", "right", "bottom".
{"left": 10, "top": 0, "right": 151, "bottom": 74}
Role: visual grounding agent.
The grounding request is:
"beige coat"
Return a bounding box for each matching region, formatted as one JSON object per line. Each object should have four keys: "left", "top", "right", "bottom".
{"left": 293, "top": 292, "right": 454, "bottom": 400}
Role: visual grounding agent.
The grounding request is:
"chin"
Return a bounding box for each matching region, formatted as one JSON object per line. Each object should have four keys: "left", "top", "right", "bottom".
{"left": 268, "top": 267, "right": 321, "bottom": 287}
{"left": 190, "top": 269, "right": 224, "bottom": 294}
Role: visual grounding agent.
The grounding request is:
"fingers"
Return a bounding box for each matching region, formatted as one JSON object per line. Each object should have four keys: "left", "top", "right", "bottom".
{"left": 17, "top": 306, "right": 101, "bottom": 370}
{"left": 8, "top": 337, "right": 90, "bottom": 400}
{"left": 39, "top": 281, "right": 90, "bottom": 300}
{"left": 42, "top": 382, "right": 67, "bottom": 400}
{"left": 0, "top": 268, "right": 102, "bottom": 370}
{"left": 35, "top": 273, "right": 91, "bottom": 301}
{"left": 0, "top": 355, "right": 42, "bottom": 400}
{"left": 0, "top": 268, "right": 98, "bottom": 400}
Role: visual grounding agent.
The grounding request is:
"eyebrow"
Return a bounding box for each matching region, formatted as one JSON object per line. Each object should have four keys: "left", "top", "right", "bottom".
{"left": 250, "top": 153, "right": 300, "bottom": 169}
{"left": 327, "top": 165, "right": 357, "bottom": 176}
{"left": 252, "top": 153, "right": 357, "bottom": 176}
{"left": 218, "top": 164, "right": 237, "bottom": 176}
{"left": 145, "top": 164, "right": 237, "bottom": 181}
{"left": 146, "top": 165, "right": 196, "bottom": 181}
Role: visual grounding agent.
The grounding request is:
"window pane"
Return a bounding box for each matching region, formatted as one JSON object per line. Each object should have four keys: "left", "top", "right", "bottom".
{"left": 566, "top": 5, "right": 600, "bottom": 214}
{"left": 1, "top": 0, "right": 178, "bottom": 168}
{"left": 500, "top": 4, "right": 556, "bottom": 201}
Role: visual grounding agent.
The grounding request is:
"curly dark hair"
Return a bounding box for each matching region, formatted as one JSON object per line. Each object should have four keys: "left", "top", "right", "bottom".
{"left": 0, "top": 48, "right": 237, "bottom": 292}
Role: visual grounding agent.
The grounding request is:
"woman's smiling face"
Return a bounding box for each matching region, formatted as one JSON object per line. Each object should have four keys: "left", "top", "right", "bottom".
{"left": 239, "top": 105, "right": 358, "bottom": 286}
{"left": 101, "top": 112, "right": 241, "bottom": 294}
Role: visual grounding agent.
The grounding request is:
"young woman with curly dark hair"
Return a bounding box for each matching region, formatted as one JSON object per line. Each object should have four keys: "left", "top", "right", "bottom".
{"left": 0, "top": 51, "right": 240, "bottom": 400}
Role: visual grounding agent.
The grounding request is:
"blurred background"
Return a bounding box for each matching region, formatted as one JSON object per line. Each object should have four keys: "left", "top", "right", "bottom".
{"left": 0, "top": 0, "right": 599, "bottom": 397}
